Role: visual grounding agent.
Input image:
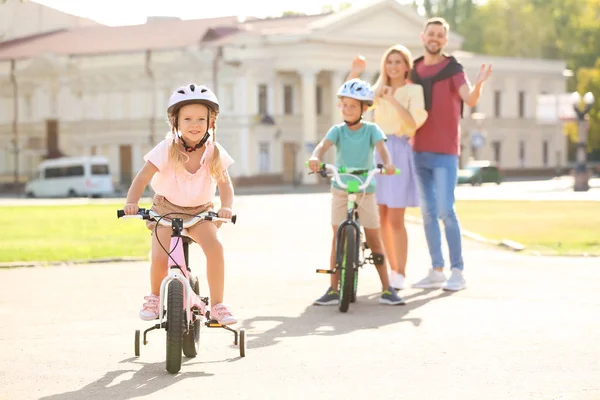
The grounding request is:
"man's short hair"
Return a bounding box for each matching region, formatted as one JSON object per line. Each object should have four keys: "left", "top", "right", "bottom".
{"left": 424, "top": 17, "right": 450, "bottom": 33}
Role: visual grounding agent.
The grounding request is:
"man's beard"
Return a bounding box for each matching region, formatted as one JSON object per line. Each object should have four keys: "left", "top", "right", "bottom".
{"left": 424, "top": 44, "right": 442, "bottom": 55}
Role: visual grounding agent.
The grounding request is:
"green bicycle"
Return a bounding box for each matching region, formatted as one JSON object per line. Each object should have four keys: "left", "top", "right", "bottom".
{"left": 310, "top": 162, "right": 400, "bottom": 312}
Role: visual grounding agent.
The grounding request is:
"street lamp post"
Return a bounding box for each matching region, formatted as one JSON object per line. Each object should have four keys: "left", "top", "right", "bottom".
{"left": 571, "top": 91, "right": 595, "bottom": 192}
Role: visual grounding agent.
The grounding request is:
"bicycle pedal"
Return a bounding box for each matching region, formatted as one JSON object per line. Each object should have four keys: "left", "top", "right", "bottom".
{"left": 206, "top": 319, "right": 222, "bottom": 327}
{"left": 316, "top": 269, "right": 333, "bottom": 274}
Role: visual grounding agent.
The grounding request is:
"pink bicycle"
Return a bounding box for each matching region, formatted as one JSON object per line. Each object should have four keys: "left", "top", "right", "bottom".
{"left": 117, "top": 208, "right": 246, "bottom": 374}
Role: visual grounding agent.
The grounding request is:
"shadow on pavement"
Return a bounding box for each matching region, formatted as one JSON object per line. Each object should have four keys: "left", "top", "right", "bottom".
{"left": 38, "top": 359, "right": 213, "bottom": 400}
{"left": 240, "top": 289, "right": 452, "bottom": 350}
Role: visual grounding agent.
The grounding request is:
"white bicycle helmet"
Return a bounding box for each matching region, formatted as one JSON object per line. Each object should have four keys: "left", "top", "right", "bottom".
{"left": 337, "top": 78, "right": 374, "bottom": 106}
{"left": 167, "top": 83, "right": 219, "bottom": 114}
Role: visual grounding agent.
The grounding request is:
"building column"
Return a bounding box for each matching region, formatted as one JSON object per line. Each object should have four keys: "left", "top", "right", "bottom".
{"left": 298, "top": 68, "right": 319, "bottom": 184}
{"left": 109, "top": 144, "right": 121, "bottom": 187}
{"left": 330, "top": 70, "right": 346, "bottom": 126}
{"left": 131, "top": 143, "right": 143, "bottom": 173}
{"left": 235, "top": 74, "right": 251, "bottom": 176}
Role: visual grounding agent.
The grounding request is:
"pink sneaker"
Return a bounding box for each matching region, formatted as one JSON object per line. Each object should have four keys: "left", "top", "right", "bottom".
{"left": 139, "top": 294, "right": 160, "bottom": 321}
{"left": 210, "top": 303, "right": 237, "bottom": 325}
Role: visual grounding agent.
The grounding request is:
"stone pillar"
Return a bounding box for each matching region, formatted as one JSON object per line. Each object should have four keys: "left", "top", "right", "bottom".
{"left": 299, "top": 68, "right": 319, "bottom": 184}
{"left": 235, "top": 74, "right": 250, "bottom": 176}
{"left": 330, "top": 70, "right": 346, "bottom": 126}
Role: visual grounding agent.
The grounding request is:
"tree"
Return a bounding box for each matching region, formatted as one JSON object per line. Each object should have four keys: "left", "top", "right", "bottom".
{"left": 576, "top": 59, "right": 600, "bottom": 151}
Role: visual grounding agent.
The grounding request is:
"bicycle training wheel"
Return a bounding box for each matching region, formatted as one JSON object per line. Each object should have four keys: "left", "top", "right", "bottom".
{"left": 339, "top": 225, "right": 357, "bottom": 313}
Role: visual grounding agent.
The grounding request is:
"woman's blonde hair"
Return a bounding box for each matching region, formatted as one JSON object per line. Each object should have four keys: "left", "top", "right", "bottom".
{"left": 165, "top": 103, "right": 226, "bottom": 182}
{"left": 372, "top": 44, "right": 414, "bottom": 98}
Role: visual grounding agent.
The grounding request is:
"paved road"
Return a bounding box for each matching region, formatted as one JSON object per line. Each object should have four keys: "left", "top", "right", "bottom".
{"left": 1, "top": 176, "right": 600, "bottom": 204}
{"left": 454, "top": 176, "right": 600, "bottom": 201}
{"left": 1, "top": 193, "right": 599, "bottom": 400}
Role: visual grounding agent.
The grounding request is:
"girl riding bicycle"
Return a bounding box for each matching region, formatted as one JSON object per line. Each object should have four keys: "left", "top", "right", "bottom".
{"left": 308, "top": 78, "right": 405, "bottom": 306}
{"left": 123, "top": 83, "right": 237, "bottom": 325}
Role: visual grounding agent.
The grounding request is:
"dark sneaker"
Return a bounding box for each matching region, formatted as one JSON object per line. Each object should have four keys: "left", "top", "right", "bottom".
{"left": 379, "top": 287, "right": 406, "bottom": 305}
{"left": 314, "top": 287, "right": 340, "bottom": 305}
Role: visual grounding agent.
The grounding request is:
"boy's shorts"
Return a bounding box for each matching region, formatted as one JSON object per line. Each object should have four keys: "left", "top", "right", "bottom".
{"left": 330, "top": 188, "right": 380, "bottom": 229}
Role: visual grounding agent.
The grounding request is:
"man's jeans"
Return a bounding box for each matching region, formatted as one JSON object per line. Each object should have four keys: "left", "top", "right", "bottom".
{"left": 413, "top": 152, "right": 464, "bottom": 270}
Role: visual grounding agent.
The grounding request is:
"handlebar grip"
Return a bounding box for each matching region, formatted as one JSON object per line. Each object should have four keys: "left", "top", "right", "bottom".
{"left": 395, "top": 168, "right": 401, "bottom": 175}
{"left": 117, "top": 208, "right": 148, "bottom": 219}
{"left": 305, "top": 160, "right": 325, "bottom": 168}
{"left": 231, "top": 215, "right": 237, "bottom": 224}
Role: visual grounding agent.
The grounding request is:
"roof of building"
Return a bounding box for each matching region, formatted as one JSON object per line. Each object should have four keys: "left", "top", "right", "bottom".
{"left": 0, "top": 12, "right": 333, "bottom": 61}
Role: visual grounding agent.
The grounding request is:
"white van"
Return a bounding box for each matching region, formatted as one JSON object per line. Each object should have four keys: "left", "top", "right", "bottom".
{"left": 25, "top": 156, "right": 115, "bottom": 198}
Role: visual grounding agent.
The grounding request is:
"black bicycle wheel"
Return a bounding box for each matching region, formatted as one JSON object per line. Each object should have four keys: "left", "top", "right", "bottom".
{"left": 183, "top": 277, "right": 201, "bottom": 358}
{"left": 339, "top": 225, "right": 357, "bottom": 313}
{"left": 166, "top": 280, "right": 184, "bottom": 374}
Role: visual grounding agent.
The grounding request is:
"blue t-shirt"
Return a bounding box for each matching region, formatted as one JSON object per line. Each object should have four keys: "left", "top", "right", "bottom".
{"left": 324, "top": 121, "right": 386, "bottom": 193}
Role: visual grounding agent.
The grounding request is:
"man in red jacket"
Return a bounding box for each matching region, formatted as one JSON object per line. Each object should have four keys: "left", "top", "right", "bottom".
{"left": 410, "top": 17, "right": 492, "bottom": 291}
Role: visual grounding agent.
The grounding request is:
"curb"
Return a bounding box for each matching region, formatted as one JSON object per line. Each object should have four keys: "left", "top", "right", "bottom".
{"left": 0, "top": 256, "right": 147, "bottom": 269}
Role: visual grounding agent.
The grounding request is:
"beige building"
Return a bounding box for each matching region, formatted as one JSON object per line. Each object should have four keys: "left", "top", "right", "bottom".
{"left": 0, "top": 0, "right": 568, "bottom": 189}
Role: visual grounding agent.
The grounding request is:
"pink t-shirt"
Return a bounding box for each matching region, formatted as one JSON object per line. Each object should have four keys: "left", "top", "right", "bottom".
{"left": 143, "top": 137, "right": 234, "bottom": 207}
{"left": 410, "top": 57, "right": 468, "bottom": 156}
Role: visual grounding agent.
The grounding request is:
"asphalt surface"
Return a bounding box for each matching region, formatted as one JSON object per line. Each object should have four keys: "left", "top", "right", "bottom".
{"left": 1, "top": 192, "right": 599, "bottom": 400}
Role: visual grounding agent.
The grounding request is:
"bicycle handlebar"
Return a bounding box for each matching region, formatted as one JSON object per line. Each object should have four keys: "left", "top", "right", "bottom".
{"left": 306, "top": 162, "right": 400, "bottom": 191}
{"left": 116, "top": 208, "right": 237, "bottom": 227}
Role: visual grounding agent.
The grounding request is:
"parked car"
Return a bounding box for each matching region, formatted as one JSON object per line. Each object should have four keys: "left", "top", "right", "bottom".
{"left": 457, "top": 161, "right": 503, "bottom": 186}
{"left": 25, "top": 156, "right": 115, "bottom": 198}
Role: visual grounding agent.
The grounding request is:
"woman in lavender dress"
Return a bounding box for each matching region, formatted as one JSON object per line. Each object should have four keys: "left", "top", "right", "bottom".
{"left": 348, "top": 45, "right": 428, "bottom": 289}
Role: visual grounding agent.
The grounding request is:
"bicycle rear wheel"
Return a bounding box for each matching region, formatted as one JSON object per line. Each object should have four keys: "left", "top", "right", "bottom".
{"left": 339, "top": 225, "right": 357, "bottom": 313}
{"left": 166, "top": 280, "right": 184, "bottom": 374}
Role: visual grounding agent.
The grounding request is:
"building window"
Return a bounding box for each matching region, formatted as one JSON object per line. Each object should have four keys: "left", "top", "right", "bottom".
{"left": 258, "top": 141, "right": 270, "bottom": 173}
{"left": 283, "top": 85, "right": 293, "bottom": 115}
{"left": 494, "top": 91, "right": 501, "bottom": 118}
{"left": 316, "top": 85, "right": 323, "bottom": 116}
{"left": 543, "top": 140, "right": 549, "bottom": 166}
{"left": 258, "top": 84, "right": 267, "bottom": 115}
{"left": 518, "top": 91, "right": 525, "bottom": 118}
{"left": 519, "top": 140, "right": 526, "bottom": 167}
{"left": 492, "top": 141, "right": 501, "bottom": 163}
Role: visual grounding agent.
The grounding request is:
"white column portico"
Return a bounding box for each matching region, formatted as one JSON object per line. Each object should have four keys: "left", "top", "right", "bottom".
{"left": 235, "top": 74, "right": 251, "bottom": 176}
{"left": 330, "top": 70, "right": 347, "bottom": 126}
{"left": 298, "top": 68, "right": 320, "bottom": 183}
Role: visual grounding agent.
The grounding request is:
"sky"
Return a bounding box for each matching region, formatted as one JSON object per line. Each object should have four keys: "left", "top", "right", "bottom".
{"left": 32, "top": 0, "right": 382, "bottom": 26}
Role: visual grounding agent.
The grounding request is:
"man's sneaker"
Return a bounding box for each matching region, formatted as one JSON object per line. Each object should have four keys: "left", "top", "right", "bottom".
{"left": 412, "top": 269, "right": 447, "bottom": 289}
{"left": 314, "top": 287, "right": 339, "bottom": 305}
{"left": 389, "top": 271, "right": 405, "bottom": 290}
{"left": 442, "top": 268, "right": 467, "bottom": 291}
{"left": 379, "top": 287, "right": 406, "bottom": 305}
{"left": 210, "top": 303, "right": 237, "bottom": 325}
{"left": 139, "top": 294, "right": 160, "bottom": 321}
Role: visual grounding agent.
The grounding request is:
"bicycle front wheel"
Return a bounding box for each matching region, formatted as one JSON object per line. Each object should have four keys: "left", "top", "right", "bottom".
{"left": 183, "top": 276, "right": 201, "bottom": 358}
{"left": 166, "top": 280, "right": 184, "bottom": 374}
{"left": 339, "top": 225, "right": 357, "bottom": 313}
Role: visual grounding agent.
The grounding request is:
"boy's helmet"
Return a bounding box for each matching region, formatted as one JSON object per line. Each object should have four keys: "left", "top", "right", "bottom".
{"left": 337, "top": 78, "right": 374, "bottom": 106}
{"left": 167, "top": 83, "right": 219, "bottom": 114}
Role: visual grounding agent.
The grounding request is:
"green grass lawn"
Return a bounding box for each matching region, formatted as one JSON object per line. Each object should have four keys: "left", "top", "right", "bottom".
{"left": 0, "top": 202, "right": 153, "bottom": 263}
{"left": 407, "top": 200, "right": 600, "bottom": 255}
{"left": 0, "top": 200, "right": 597, "bottom": 263}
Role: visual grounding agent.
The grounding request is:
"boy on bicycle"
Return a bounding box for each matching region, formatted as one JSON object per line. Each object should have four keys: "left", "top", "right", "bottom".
{"left": 308, "top": 78, "right": 405, "bottom": 306}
